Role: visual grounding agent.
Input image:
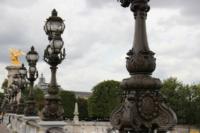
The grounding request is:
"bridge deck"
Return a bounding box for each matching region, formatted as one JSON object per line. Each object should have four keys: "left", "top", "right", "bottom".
{"left": 0, "top": 124, "right": 9, "bottom": 133}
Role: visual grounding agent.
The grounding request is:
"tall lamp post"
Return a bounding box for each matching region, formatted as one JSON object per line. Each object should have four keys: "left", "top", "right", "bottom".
{"left": 110, "top": 0, "right": 177, "bottom": 132}
{"left": 41, "top": 9, "right": 65, "bottom": 121}
{"left": 16, "top": 64, "right": 27, "bottom": 115}
{"left": 24, "top": 46, "right": 39, "bottom": 116}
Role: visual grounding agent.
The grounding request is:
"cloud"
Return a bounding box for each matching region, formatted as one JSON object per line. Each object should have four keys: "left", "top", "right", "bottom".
{"left": 0, "top": 0, "right": 38, "bottom": 8}
{"left": 0, "top": 0, "right": 200, "bottom": 93}
{"left": 85, "top": 0, "right": 200, "bottom": 22}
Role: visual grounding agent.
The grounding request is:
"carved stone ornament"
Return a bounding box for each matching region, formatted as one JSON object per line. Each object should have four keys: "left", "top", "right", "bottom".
{"left": 24, "top": 99, "right": 37, "bottom": 116}
{"left": 126, "top": 50, "right": 156, "bottom": 75}
{"left": 110, "top": 0, "right": 177, "bottom": 132}
{"left": 41, "top": 94, "right": 64, "bottom": 121}
{"left": 111, "top": 90, "right": 177, "bottom": 132}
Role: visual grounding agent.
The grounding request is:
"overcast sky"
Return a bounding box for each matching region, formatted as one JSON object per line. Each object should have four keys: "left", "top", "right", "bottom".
{"left": 0, "top": 0, "right": 200, "bottom": 92}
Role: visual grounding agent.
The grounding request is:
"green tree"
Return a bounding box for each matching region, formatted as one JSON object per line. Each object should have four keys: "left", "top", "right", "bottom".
{"left": 59, "top": 90, "right": 76, "bottom": 119}
{"left": 34, "top": 87, "right": 45, "bottom": 111}
{"left": 88, "top": 80, "right": 122, "bottom": 119}
{"left": 184, "top": 84, "right": 200, "bottom": 125}
{"left": 77, "top": 97, "right": 88, "bottom": 120}
{"left": 161, "top": 77, "right": 200, "bottom": 125}
{"left": 22, "top": 86, "right": 45, "bottom": 111}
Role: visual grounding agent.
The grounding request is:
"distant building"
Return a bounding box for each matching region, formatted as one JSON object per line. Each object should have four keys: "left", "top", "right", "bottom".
{"left": 36, "top": 74, "right": 92, "bottom": 98}
{"left": 35, "top": 74, "right": 48, "bottom": 94}
{"left": 71, "top": 91, "right": 91, "bottom": 99}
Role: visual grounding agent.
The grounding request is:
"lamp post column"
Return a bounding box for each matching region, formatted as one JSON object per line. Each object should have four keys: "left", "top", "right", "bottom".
{"left": 110, "top": 0, "right": 177, "bottom": 132}
{"left": 24, "top": 46, "right": 39, "bottom": 116}
{"left": 16, "top": 64, "right": 27, "bottom": 115}
{"left": 41, "top": 9, "right": 65, "bottom": 121}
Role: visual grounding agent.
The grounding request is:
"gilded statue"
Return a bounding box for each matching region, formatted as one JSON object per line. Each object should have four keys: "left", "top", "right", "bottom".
{"left": 9, "top": 48, "right": 25, "bottom": 65}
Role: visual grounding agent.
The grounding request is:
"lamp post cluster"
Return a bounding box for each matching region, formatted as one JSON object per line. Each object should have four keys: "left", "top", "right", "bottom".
{"left": 0, "top": 3, "right": 177, "bottom": 132}
{"left": 1, "top": 9, "right": 65, "bottom": 123}
{"left": 4, "top": 64, "right": 27, "bottom": 114}
{"left": 3, "top": 46, "right": 39, "bottom": 116}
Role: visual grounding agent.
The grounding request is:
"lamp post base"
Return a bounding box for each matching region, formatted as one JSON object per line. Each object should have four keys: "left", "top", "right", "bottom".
{"left": 41, "top": 94, "right": 64, "bottom": 121}
{"left": 110, "top": 76, "right": 177, "bottom": 132}
{"left": 16, "top": 98, "right": 25, "bottom": 115}
{"left": 24, "top": 100, "right": 37, "bottom": 116}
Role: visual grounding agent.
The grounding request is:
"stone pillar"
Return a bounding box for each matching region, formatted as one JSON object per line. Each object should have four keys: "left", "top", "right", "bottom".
{"left": 6, "top": 66, "right": 20, "bottom": 87}
{"left": 6, "top": 65, "right": 21, "bottom": 103}
{"left": 73, "top": 102, "right": 79, "bottom": 125}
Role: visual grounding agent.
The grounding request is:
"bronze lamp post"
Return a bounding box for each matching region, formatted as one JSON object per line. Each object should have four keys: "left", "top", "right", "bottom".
{"left": 24, "top": 46, "right": 39, "bottom": 116}
{"left": 41, "top": 9, "right": 65, "bottom": 121}
{"left": 110, "top": 0, "right": 177, "bottom": 132}
{"left": 16, "top": 64, "right": 27, "bottom": 115}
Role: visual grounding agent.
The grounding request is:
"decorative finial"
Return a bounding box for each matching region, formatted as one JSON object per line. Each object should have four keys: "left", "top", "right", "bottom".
{"left": 52, "top": 9, "right": 57, "bottom": 17}
{"left": 31, "top": 46, "right": 34, "bottom": 51}
{"left": 118, "top": 0, "right": 150, "bottom": 15}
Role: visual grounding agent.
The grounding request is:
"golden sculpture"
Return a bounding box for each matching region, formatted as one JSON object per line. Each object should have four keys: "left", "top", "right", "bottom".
{"left": 9, "top": 48, "right": 25, "bottom": 65}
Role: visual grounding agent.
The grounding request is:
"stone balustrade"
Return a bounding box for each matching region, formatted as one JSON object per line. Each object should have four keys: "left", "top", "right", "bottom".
{"left": 64, "top": 121, "right": 118, "bottom": 133}
{"left": 2, "top": 113, "right": 118, "bottom": 133}
{"left": 2, "top": 113, "right": 199, "bottom": 133}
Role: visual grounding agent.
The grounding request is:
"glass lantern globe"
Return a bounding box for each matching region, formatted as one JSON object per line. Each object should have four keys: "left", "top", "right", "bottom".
{"left": 19, "top": 64, "right": 27, "bottom": 77}
{"left": 26, "top": 46, "right": 39, "bottom": 65}
{"left": 18, "top": 78, "right": 26, "bottom": 88}
{"left": 44, "top": 9, "right": 65, "bottom": 38}
{"left": 50, "top": 38, "right": 64, "bottom": 54}
{"left": 29, "top": 66, "right": 36, "bottom": 73}
{"left": 47, "top": 45, "right": 53, "bottom": 55}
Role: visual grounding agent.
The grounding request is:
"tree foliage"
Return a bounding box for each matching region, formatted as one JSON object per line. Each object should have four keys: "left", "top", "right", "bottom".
{"left": 161, "top": 77, "right": 200, "bottom": 125}
{"left": 88, "top": 80, "right": 122, "bottom": 119}
{"left": 22, "top": 86, "right": 45, "bottom": 111}
{"left": 77, "top": 97, "right": 88, "bottom": 120}
{"left": 59, "top": 90, "right": 76, "bottom": 119}
{"left": 34, "top": 87, "right": 45, "bottom": 111}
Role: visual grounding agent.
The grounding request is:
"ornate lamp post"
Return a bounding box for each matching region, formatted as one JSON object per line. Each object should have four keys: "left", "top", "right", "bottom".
{"left": 16, "top": 64, "right": 27, "bottom": 115}
{"left": 110, "top": 0, "right": 177, "bottom": 132}
{"left": 24, "top": 46, "right": 39, "bottom": 116}
{"left": 41, "top": 9, "right": 65, "bottom": 121}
